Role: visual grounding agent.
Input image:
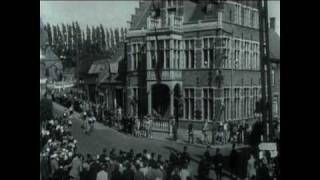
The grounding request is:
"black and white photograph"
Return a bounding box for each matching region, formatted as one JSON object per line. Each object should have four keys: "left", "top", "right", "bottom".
{"left": 40, "top": 1, "right": 280, "bottom": 180}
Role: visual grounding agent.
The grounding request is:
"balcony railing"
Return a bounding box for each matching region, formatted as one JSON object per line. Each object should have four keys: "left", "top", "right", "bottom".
{"left": 147, "top": 70, "right": 182, "bottom": 81}
{"left": 147, "top": 17, "right": 161, "bottom": 29}
{"left": 168, "top": 15, "right": 183, "bottom": 31}
{"left": 147, "top": 15, "right": 183, "bottom": 31}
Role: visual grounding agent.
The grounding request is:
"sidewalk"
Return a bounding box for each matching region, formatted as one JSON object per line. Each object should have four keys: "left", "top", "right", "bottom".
{"left": 150, "top": 130, "right": 249, "bottom": 150}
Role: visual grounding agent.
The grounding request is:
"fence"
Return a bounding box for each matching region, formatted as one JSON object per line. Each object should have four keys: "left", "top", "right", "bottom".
{"left": 151, "top": 118, "right": 170, "bottom": 133}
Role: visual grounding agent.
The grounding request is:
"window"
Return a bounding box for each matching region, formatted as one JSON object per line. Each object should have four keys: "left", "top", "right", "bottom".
{"left": 273, "top": 95, "right": 279, "bottom": 117}
{"left": 272, "top": 69, "right": 275, "bottom": 86}
{"left": 131, "top": 43, "right": 141, "bottom": 70}
{"left": 185, "top": 40, "right": 196, "bottom": 69}
{"left": 184, "top": 88, "right": 195, "bottom": 120}
{"left": 234, "top": 88, "right": 240, "bottom": 119}
{"left": 203, "top": 88, "right": 214, "bottom": 120}
{"left": 159, "top": 40, "right": 165, "bottom": 69}
{"left": 224, "top": 88, "right": 230, "bottom": 121}
{"left": 165, "top": 40, "right": 170, "bottom": 69}
{"left": 203, "top": 37, "right": 216, "bottom": 68}
{"left": 250, "top": 10, "right": 254, "bottom": 28}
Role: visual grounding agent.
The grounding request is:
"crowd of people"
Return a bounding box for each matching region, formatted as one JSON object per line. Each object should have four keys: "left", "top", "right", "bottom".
{"left": 44, "top": 89, "right": 280, "bottom": 180}
{"left": 40, "top": 112, "right": 79, "bottom": 180}
{"left": 40, "top": 110, "right": 196, "bottom": 180}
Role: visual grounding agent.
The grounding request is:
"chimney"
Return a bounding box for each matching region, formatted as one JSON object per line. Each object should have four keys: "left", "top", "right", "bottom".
{"left": 270, "top": 17, "right": 276, "bottom": 31}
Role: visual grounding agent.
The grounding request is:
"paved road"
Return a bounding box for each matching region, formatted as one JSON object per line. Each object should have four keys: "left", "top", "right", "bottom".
{"left": 53, "top": 102, "right": 250, "bottom": 179}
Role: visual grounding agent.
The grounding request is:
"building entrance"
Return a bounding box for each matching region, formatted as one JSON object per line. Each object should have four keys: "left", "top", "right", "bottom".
{"left": 152, "top": 84, "right": 170, "bottom": 117}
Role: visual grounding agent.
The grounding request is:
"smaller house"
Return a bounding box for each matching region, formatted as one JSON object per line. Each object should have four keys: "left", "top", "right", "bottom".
{"left": 41, "top": 46, "right": 63, "bottom": 82}
{"left": 63, "top": 67, "right": 76, "bottom": 82}
{"left": 86, "top": 60, "right": 109, "bottom": 103}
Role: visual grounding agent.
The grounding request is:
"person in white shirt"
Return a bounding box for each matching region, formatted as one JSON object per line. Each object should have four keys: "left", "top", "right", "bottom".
{"left": 247, "top": 154, "right": 257, "bottom": 180}
{"left": 179, "top": 164, "right": 191, "bottom": 180}
{"left": 96, "top": 164, "right": 108, "bottom": 180}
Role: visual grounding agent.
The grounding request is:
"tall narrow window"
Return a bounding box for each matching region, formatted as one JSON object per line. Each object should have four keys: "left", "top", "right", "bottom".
{"left": 185, "top": 88, "right": 195, "bottom": 120}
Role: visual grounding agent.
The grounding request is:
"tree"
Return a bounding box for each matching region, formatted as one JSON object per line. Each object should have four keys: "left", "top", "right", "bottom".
{"left": 61, "top": 23, "right": 67, "bottom": 44}
{"left": 96, "top": 26, "right": 102, "bottom": 54}
{"left": 46, "top": 23, "right": 52, "bottom": 46}
{"left": 110, "top": 28, "right": 115, "bottom": 48}
{"left": 106, "top": 28, "right": 110, "bottom": 49}
{"left": 75, "top": 22, "right": 82, "bottom": 54}
{"left": 114, "top": 28, "right": 120, "bottom": 45}
{"left": 100, "top": 24, "right": 106, "bottom": 53}
{"left": 91, "top": 26, "right": 97, "bottom": 55}
{"left": 56, "top": 25, "right": 64, "bottom": 56}
{"left": 52, "top": 25, "right": 58, "bottom": 48}
{"left": 124, "top": 28, "right": 128, "bottom": 36}
{"left": 81, "top": 31, "right": 86, "bottom": 53}
{"left": 67, "top": 24, "right": 73, "bottom": 52}
{"left": 120, "top": 27, "right": 125, "bottom": 42}
{"left": 85, "top": 26, "right": 92, "bottom": 54}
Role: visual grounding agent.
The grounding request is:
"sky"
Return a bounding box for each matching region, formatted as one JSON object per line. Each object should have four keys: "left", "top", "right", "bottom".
{"left": 40, "top": 0, "right": 280, "bottom": 35}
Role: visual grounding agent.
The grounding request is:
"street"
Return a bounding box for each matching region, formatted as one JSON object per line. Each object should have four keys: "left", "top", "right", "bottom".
{"left": 53, "top": 102, "right": 252, "bottom": 179}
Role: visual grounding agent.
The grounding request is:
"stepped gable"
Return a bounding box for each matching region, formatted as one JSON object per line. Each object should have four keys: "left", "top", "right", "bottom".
{"left": 130, "top": 1, "right": 153, "bottom": 29}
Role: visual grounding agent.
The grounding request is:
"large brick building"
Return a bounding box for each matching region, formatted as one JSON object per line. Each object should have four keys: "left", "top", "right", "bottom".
{"left": 124, "top": 0, "right": 265, "bottom": 126}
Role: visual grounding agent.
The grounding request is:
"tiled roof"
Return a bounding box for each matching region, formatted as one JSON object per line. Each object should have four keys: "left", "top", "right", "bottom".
{"left": 88, "top": 60, "right": 108, "bottom": 74}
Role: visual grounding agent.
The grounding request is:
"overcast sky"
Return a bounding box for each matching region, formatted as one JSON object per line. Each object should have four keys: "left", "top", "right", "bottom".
{"left": 40, "top": 1, "right": 280, "bottom": 35}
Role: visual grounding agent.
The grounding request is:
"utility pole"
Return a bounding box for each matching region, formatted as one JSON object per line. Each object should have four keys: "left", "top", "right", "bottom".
{"left": 263, "top": 0, "right": 274, "bottom": 141}
{"left": 211, "top": 3, "right": 225, "bottom": 145}
{"left": 258, "top": 0, "right": 269, "bottom": 142}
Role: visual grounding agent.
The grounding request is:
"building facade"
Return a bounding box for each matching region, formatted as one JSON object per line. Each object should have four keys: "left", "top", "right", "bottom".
{"left": 269, "top": 17, "right": 280, "bottom": 121}
{"left": 125, "top": 0, "right": 262, "bottom": 124}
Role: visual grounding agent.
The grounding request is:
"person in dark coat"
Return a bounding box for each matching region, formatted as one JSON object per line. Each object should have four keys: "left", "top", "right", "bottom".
{"left": 100, "top": 148, "right": 108, "bottom": 163}
{"left": 40, "top": 154, "right": 50, "bottom": 180}
{"left": 111, "top": 164, "right": 123, "bottom": 180}
{"left": 256, "top": 161, "right": 271, "bottom": 180}
{"left": 88, "top": 157, "right": 100, "bottom": 180}
{"left": 170, "top": 167, "right": 181, "bottom": 180}
{"left": 188, "top": 123, "right": 194, "bottom": 144}
{"left": 122, "top": 163, "right": 135, "bottom": 180}
{"left": 204, "top": 146, "right": 211, "bottom": 161}
{"left": 229, "top": 144, "right": 238, "bottom": 179}
{"left": 197, "top": 156, "right": 211, "bottom": 180}
{"left": 180, "top": 146, "right": 191, "bottom": 167}
{"left": 213, "top": 148, "right": 224, "bottom": 180}
{"left": 134, "top": 163, "right": 145, "bottom": 180}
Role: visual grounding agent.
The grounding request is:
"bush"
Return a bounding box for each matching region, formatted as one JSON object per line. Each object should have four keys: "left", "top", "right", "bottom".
{"left": 40, "top": 98, "right": 53, "bottom": 123}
